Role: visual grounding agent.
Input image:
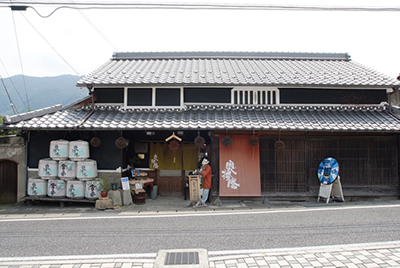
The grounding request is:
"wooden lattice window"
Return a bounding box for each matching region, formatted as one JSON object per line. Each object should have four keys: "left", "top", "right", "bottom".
{"left": 232, "top": 88, "right": 280, "bottom": 105}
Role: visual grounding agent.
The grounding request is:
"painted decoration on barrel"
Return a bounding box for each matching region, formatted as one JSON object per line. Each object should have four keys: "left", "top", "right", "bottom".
{"left": 38, "top": 159, "right": 58, "bottom": 179}
{"left": 69, "top": 140, "right": 89, "bottom": 161}
{"left": 66, "top": 180, "right": 84, "bottom": 199}
{"left": 49, "top": 140, "right": 69, "bottom": 160}
{"left": 318, "top": 157, "right": 339, "bottom": 184}
{"left": 27, "top": 178, "right": 47, "bottom": 197}
{"left": 47, "top": 179, "right": 65, "bottom": 197}
{"left": 84, "top": 180, "right": 101, "bottom": 200}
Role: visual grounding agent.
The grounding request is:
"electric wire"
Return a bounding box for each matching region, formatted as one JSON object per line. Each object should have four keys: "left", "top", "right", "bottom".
{"left": 70, "top": 0, "right": 118, "bottom": 51}
{"left": 0, "top": 75, "right": 21, "bottom": 115}
{"left": 0, "top": 59, "right": 29, "bottom": 111}
{"left": 2, "top": 2, "right": 400, "bottom": 18}
{"left": 28, "top": 4, "right": 400, "bottom": 19}
{"left": 1, "top": 1, "right": 398, "bottom": 10}
{"left": 2, "top": 2, "right": 400, "bottom": 10}
{"left": 11, "top": 11, "right": 30, "bottom": 111}
{"left": 78, "top": 11, "right": 118, "bottom": 51}
{"left": 20, "top": 13, "right": 80, "bottom": 76}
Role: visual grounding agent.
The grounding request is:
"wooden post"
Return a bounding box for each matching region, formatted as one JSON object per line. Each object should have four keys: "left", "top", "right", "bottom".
{"left": 210, "top": 131, "right": 219, "bottom": 196}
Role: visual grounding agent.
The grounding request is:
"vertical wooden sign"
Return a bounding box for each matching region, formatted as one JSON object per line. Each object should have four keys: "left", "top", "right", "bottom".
{"left": 188, "top": 175, "right": 201, "bottom": 205}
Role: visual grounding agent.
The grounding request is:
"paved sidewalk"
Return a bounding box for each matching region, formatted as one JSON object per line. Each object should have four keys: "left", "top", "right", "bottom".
{"left": 2, "top": 196, "right": 400, "bottom": 216}
{"left": 208, "top": 241, "right": 400, "bottom": 268}
{"left": 1, "top": 197, "right": 400, "bottom": 267}
{"left": 1, "top": 241, "right": 400, "bottom": 267}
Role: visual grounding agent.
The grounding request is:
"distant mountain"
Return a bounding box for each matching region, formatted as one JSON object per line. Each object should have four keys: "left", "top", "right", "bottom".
{"left": 0, "top": 75, "right": 88, "bottom": 116}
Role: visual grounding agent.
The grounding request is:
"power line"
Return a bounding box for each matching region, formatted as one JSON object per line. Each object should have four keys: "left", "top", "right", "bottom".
{"left": 75, "top": 9, "right": 118, "bottom": 51}
{"left": 20, "top": 13, "right": 80, "bottom": 75}
{"left": 67, "top": 0, "right": 118, "bottom": 51}
{"left": 1, "top": 2, "right": 400, "bottom": 18}
{"left": 0, "top": 75, "right": 21, "bottom": 115}
{"left": 11, "top": 11, "right": 30, "bottom": 111}
{"left": 0, "top": 60, "right": 29, "bottom": 111}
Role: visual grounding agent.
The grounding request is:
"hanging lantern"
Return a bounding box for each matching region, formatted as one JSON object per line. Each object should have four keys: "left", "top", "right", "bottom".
{"left": 169, "top": 140, "right": 180, "bottom": 151}
{"left": 248, "top": 136, "right": 259, "bottom": 147}
{"left": 275, "top": 140, "right": 285, "bottom": 150}
{"left": 222, "top": 136, "right": 233, "bottom": 147}
{"left": 90, "top": 137, "right": 101, "bottom": 147}
{"left": 115, "top": 137, "right": 128, "bottom": 149}
{"left": 194, "top": 136, "right": 205, "bottom": 147}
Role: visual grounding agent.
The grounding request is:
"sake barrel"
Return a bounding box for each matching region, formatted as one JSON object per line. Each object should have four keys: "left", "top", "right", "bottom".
{"left": 47, "top": 179, "right": 65, "bottom": 198}
{"left": 27, "top": 177, "right": 47, "bottom": 197}
{"left": 58, "top": 160, "right": 77, "bottom": 180}
{"left": 85, "top": 180, "right": 101, "bottom": 200}
{"left": 76, "top": 159, "right": 98, "bottom": 181}
{"left": 49, "top": 140, "right": 69, "bottom": 160}
{"left": 38, "top": 158, "right": 58, "bottom": 180}
{"left": 69, "top": 140, "right": 89, "bottom": 161}
{"left": 66, "top": 180, "right": 85, "bottom": 199}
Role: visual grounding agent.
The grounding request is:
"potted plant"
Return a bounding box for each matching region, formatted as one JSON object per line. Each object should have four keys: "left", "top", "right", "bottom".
{"left": 99, "top": 179, "right": 110, "bottom": 198}
{"left": 98, "top": 172, "right": 120, "bottom": 191}
{"left": 109, "top": 172, "right": 120, "bottom": 191}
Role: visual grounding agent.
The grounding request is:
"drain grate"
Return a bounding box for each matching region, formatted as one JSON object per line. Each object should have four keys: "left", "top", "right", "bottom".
{"left": 155, "top": 249, "right": 208, "bottom": 268}
{"left": 164, "top": 252, "right": 199, "bottom": 265}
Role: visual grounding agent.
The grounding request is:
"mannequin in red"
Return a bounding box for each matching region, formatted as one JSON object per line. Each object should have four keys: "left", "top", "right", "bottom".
{"left": 197, "top": 158, "right": 211, "bottom": 207}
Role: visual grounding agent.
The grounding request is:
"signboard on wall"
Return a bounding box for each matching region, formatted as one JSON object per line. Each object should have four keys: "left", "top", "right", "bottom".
{"left": 219, "top": 135, "right": 261, "bottom": 197}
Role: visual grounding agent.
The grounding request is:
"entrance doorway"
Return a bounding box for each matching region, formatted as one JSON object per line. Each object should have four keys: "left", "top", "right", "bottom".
{"left": 0, "top": 159, "right": 18, "bottom": 204}
{"left": 157, "top": 170, "right": 185, "bottom": 197}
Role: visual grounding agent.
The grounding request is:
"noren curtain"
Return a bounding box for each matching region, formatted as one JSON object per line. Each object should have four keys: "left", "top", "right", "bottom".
{"left": 219, "top": 135, "right": 261, "bottom": 197}
{"left": 149, "top": 142, "right": 198, "bottom": 170}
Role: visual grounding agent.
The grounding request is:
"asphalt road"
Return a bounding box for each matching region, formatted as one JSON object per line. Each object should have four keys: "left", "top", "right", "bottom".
{"left": 1, "top": 205, "right": 400, "bottom": 258}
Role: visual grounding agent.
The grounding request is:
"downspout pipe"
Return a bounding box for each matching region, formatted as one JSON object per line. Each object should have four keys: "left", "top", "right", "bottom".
{"left": 392, "top": 84, "right": 400, "bottom": 199}
{"left": 24, "top": 130, "right": 30, "bottom": 198}
{"left": 389, "top": 85, "right": 399, "bottom": 113}
{"left": 388, "top": 85, "right": 400, "bottom": 117}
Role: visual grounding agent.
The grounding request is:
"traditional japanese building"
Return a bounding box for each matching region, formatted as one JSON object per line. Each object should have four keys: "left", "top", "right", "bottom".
{"left": 2, "top": 51, "right": 400, "bottom": 203}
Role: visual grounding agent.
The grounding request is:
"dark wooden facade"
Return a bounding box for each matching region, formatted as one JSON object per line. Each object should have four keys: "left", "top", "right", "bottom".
{"left": 207, "top": 130, "right": 399, "bottom": 199}
{"left": 259, "top": 134, "right": 399, "bottom": 198}
{"left": 25, "top": 126, "right": 400, "bottom": 199}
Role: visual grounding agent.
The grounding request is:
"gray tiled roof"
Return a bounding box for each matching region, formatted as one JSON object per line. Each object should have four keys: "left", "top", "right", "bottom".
{"left": 77, "top": 52, "right": 399, "bottom": 88}
{"left": 4, "top": 104, "right": 400, "bottom": 132}
{"left": 2, "top": 105, "right": 62, "bottom": 124}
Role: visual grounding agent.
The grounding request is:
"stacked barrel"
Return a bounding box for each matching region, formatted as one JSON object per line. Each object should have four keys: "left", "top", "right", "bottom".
{"left": 27, "top": 140, "right": 101, "bottom": 200}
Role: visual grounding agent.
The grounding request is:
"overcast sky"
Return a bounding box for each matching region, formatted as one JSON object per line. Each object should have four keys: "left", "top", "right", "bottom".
{"left": 0, "top": 0, "right": 399, "bottom": 79}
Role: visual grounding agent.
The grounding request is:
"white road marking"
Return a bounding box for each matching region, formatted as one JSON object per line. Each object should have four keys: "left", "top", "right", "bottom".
{"left": 0, "top": 253, "right": 156, "bottom": 262}
{"left": 1, "top": 241, "right": 400, "bottom": 262}
{"left": 0, "top": 204, "right": 399, "bottom": 222}
{"left": 208, "top": 240, "right": 400, "bottom": 256}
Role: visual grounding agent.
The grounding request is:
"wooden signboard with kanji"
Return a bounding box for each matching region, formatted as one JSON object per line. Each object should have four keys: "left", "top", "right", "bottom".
{"left": 188, "top": 175, "right": 201, "bottom": 206}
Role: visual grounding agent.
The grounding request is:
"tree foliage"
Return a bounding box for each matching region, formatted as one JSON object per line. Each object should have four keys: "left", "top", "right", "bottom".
{"left": 0, "top": 116, "right": 18, "bottom": 136}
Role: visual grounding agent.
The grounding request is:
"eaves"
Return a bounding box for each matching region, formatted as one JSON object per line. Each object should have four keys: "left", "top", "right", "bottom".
{"left": 77, "top": 82, "right": 396, "bottom": 90}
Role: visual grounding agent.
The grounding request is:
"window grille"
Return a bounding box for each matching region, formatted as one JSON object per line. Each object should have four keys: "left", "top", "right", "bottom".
{"left": 232, "top": 88, "right": 280, "bottom": 105}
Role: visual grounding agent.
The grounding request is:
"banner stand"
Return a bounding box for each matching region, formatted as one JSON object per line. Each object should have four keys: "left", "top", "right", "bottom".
{"left": 317, "top": 176, "right": 345, "bottom": 203}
